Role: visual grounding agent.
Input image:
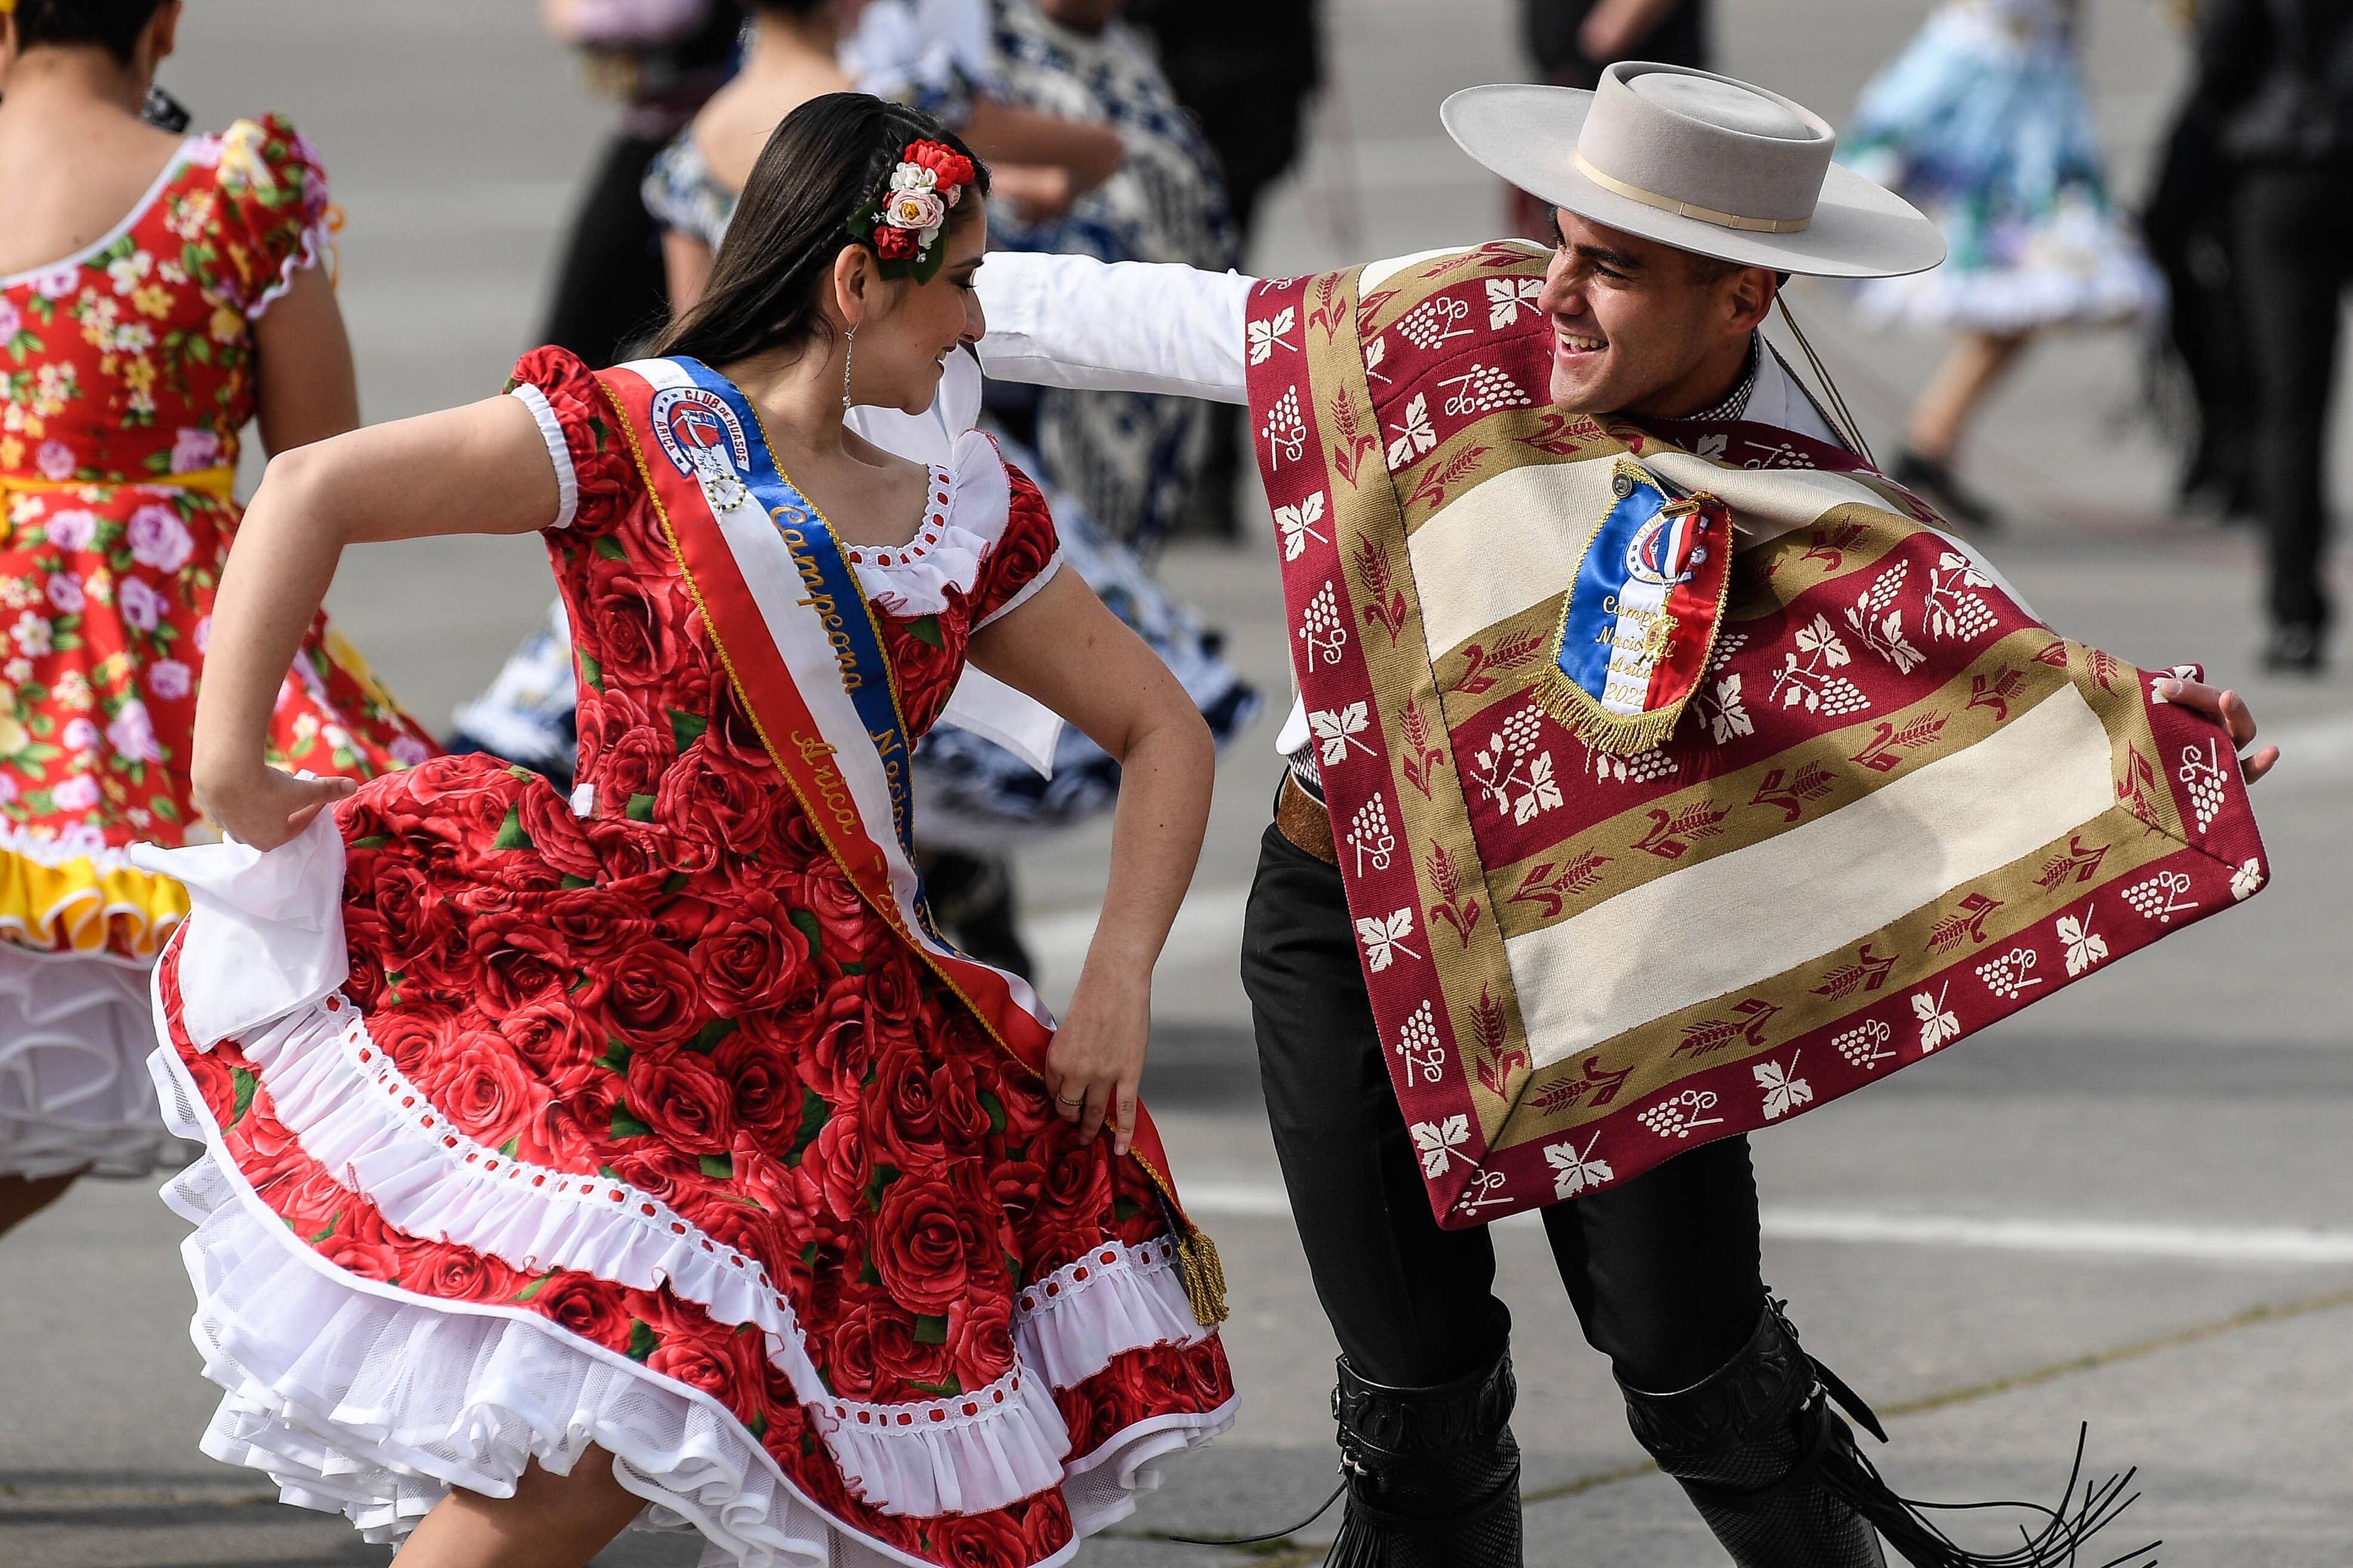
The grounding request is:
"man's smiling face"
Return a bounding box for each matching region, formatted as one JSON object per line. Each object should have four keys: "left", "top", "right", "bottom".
{"left": 1535, "top": 207, "right": 1774, "bottom": 418}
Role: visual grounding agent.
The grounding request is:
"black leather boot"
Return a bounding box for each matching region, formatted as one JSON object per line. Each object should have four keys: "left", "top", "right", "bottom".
{"left": 1324, "top": 1350, "right": 1522, "bottom": 1567}
{"left": 1622, "top": 1302, "right": 1885, "bottom": 1567}
{"left": 1622, "top": 1302, "right": 2154, "bottom": 1568}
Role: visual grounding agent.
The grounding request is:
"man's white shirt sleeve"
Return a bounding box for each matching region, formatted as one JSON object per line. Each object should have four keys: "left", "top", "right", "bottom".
{"left": 975, "top": 252, "right": 1256, "bottom": 404}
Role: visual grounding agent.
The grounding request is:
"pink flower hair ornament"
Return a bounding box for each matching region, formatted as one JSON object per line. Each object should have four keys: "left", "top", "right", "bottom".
{"left": 845, "top": 139, "right": 978, "bottom": 284}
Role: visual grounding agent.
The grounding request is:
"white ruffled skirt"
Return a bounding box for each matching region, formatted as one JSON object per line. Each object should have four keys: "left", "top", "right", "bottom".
{"left": 0, "top": 944, "right": 184, "bottom": 1180}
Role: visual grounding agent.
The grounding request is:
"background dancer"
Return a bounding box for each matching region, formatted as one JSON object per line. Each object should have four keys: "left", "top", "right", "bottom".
{"left": 650, "top": 0, "right": 1123, "bottom": 314}
{"left": 1841, "top": 0, "right": 2164, "bottom": 530}
{"left": 143, "top": 94, "right": 1233, "bottom": 1568}
{"left": 535, "top": 0, "right": 744, "bottom": 370}
{"left": 0, "top": 0, "right": 431, "bottom": 1236}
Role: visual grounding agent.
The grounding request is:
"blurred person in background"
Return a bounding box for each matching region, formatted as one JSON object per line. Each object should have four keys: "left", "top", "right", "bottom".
{"left": 1511, "top": 0, "right": 1708, "bottom": 238}
{"left": 453, "top": 0, "right": 1259, "bottom": 978}
{"left": 1125, "top": 0, "right": 1317, "bottom": 243}
{"left": 0, "top": 0, "right": 433, "bottom": 1235}
{"left": 2183, "top": 0, "right": 2353, "bottom": 674}
{"left": 981, "top": 0, "right": 1241, "bottom": 552}
{"left": 1126, "top": 0, "right": 1318, "bottom": 542}
{"left": 1842, "top": 0, "right": 2163, "bottom": 530}
{"left": 650, "top": 0, "right": 1125, "bottom": 313}
{"left": 536, "top": 0, "right": 742, "bottom": 367}
{"left": 2139, "top": 0, "right": 2258, "bottom": 528}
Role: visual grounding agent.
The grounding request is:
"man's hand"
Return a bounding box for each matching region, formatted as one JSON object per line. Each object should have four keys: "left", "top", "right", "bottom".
{"left": 2159, "top": 676, "right": 2278, "bottom": 783}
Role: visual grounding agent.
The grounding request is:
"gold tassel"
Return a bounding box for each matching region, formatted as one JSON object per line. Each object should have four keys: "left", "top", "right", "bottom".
{"left": 1174, "top": 1224, "right": 1230, "bottom": 1326}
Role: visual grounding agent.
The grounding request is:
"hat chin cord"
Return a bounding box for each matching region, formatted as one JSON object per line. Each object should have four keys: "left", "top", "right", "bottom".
{"left": 1773, "top": 294, "right": 1878, "bottom": 472}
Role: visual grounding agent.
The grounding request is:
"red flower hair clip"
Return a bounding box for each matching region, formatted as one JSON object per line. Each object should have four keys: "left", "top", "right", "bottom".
{"left": 846, "top": 139, "right": 978, "bottom": 284}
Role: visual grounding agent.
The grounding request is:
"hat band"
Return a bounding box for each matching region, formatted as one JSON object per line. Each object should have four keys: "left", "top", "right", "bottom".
{"left": 1571, "top": 151, "right": 1813, "bottom": 235}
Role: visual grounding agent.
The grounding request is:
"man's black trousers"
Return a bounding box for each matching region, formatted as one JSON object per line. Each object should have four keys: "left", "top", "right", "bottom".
{"left": 1239, "top": 822, "right": 1767, "bottom": 1395}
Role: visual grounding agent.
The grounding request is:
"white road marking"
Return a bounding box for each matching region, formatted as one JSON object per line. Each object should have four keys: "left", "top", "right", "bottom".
{"left": 1754, "top": 1208, "right": 2353, "bottom": 1266}
{"left": 1177, "top": 1180, "right": 2353, "bottom": 1266}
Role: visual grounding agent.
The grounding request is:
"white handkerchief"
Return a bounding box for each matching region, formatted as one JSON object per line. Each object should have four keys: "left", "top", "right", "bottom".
{"left": 131, "top": 811, "right": 349, "bottom": 1049}
{"left": 938, "top": 667, "right": 1063, "bottom": 778}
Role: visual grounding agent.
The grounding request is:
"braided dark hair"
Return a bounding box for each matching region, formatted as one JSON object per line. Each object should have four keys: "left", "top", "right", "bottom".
{"left": 6, "top": 0, "right": 172, "bottom": 61}
{"left": 655, "top": 92, "right": 990, "bottom": 367}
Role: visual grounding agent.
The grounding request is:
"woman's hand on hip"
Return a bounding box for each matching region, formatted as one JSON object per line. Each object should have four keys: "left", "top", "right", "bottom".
{"left": 1045, "top": 967, "right": 1150, "bottom": 1156}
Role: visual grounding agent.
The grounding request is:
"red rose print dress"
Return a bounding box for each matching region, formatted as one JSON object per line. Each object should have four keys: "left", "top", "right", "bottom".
{"left": 0, "top": 116, "right": 433, "bottom": 1180}
{"left": 142, "top": 347, "right": 1234, "bottom": 1568}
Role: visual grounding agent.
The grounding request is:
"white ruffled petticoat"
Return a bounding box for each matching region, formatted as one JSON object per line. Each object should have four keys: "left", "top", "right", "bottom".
{"left": 0, "top": 944, "right": 185, "bottom": 1180}
{"left": 140, "top": 821, "right": 1236, "bottom": 1566}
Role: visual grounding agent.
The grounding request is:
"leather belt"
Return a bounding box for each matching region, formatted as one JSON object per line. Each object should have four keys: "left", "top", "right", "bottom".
{"left": 1275, "top": 771, "right": 1338, "bottom": 865}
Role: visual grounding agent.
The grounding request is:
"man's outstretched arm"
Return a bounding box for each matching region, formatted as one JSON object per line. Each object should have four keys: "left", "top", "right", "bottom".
{"left": 975, "top": 252, "right": 1257, "bottom": 404}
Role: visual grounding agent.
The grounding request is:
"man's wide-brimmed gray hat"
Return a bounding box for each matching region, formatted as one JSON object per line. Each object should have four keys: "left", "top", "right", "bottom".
{"left": 1443, "top": 62, "right": 1946, "bottom": 279}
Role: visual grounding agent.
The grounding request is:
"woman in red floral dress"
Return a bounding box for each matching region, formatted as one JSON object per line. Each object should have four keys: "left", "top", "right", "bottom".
{"left": 144, "top": 95, "right": 1234, "bottom": 1568}
{"left": 0, "top": 0, "right": 432, "bottom": 1230}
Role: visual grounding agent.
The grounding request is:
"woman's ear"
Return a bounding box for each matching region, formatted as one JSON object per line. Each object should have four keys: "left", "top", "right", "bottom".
{"left": 148, "top": 0, "right": 185, "bottom": 66}
{"left": 836, "top": 242, "right": 899, "bottom": 333}
{"left": 831, "top": 245, "right": 868, "bottom": 330}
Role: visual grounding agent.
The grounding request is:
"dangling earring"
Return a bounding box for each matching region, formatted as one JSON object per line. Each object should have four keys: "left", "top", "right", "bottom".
{"left": 841, "top": 327, "right": 857, "bottom": 413}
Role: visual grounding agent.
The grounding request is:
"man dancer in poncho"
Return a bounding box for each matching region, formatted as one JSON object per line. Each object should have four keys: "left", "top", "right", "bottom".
{"left": 974, "top": 63, "right": 2277, "bottom": 1567}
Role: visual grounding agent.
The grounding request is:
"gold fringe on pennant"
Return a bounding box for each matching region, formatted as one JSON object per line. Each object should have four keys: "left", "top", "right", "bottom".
{"left": 1174, "top": 1224, "right": 1230, "bottom": 1327}
{"left": 1527, "top": 678, "right": 1691, "bottom": 757}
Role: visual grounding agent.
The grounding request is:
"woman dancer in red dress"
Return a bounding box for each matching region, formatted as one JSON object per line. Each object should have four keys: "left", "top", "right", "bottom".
{"left": 0, "top": 0, "right": 431, "bottom": 1232}
{"left": 143, "top": 95, "right": 1233, "bottom": 1568}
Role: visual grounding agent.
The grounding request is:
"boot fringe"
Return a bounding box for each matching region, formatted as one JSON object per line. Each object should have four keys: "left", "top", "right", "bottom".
{"left": 1323, "top": 1504, "right": 1389, "bottom": 1568}
{"left": 1823, "top": 1423, "right": 2159, "bottom": 1568}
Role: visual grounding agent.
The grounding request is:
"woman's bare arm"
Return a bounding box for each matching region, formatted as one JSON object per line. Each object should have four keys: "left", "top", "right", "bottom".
{"left": 193, "top": 397, "right": 561, "bottom": 848}
{"left": 663, "top": 228, "right": 715, "bottom": 314}
{"left": 967, "top": 567, "right": 1214, "bottom": 1151}
{"left": 250, "top": 263, "right": 361, "bottom": 457}
{"left": 960, "top": 100, "right": 1123, "bottom": 198}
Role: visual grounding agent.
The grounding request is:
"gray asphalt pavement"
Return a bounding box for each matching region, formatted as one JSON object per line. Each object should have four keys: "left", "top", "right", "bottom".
{"left": 4, "top": 1, "right": 2352, "bottom": 1565}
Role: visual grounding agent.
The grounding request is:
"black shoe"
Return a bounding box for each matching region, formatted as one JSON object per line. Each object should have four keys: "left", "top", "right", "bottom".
{"left": 1891, "top": 449, "right": 2003, "bottom": 533}
{"left": 1324, "top": 1351, "right": 1522, "bottom": 1567}
{"left": 2262, "top": 624, "right": 2324, "bottom": 676}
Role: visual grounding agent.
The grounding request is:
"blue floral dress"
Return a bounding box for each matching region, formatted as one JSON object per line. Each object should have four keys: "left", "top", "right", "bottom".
{"left": 1841, "top": 0, "right": 2164, "bottom": 333}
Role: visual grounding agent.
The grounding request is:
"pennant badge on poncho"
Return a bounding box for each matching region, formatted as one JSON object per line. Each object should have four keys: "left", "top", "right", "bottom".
{"left": 1246, "top": 242, "right": 2270, "bottom": 1229}
{"left": 1542, "top": 460, "right": 1733, "bottom": 756}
